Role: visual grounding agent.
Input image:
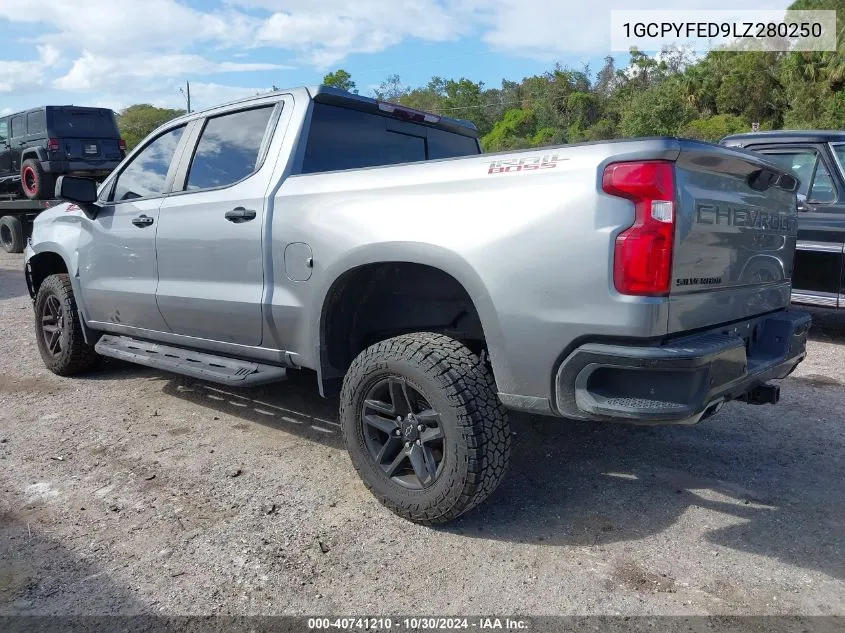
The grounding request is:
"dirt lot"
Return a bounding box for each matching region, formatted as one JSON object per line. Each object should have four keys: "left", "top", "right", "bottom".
{"left": 1, "top": 250, "right": 844, "bottom": 617}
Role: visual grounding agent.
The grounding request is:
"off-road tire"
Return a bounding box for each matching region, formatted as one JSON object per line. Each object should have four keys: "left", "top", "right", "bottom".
{"left": 34, "top": 274, "right": 99, "bottom": 376}
{"left": 340, "top": 332, "right": 511, "bottom": 524}
{"left": 0, "top": 215, "right": 24, "bottom": 253}
{"left": 21, "top": 158, "right": 56, "bottom": 201}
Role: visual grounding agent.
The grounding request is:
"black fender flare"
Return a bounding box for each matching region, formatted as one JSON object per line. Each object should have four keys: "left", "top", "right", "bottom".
{"left": 21, "top": 147, "right": 48, "bottom": 163}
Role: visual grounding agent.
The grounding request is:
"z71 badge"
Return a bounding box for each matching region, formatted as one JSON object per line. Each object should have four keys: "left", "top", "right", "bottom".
{"left": 488, "top": 154, "right": 566, "bottom": 175}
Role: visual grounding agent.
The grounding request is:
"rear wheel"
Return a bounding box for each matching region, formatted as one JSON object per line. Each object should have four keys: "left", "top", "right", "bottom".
{"left": 21, "top": 159, "right": 56, "bottom": 201}
{"left": 34, "top": 274, "right": 99, "bottom": 376}
{"left": 0, "top": 215, "right": 24, "bottom": 253}
{"left": 340, "top": 332, "right": 511, "bottom": 524}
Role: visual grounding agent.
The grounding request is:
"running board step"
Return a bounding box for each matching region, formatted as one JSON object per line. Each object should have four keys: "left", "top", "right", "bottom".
{"left": 94, "top": 335, "right": 288, "bottom": 386}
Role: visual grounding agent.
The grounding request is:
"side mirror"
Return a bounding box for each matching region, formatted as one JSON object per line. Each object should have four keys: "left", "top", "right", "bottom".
{"left": 796, "top": 193, "right": 810, "bottom": 212}
{"left": 55, "top": 175, "right": 98, "bottom": 205}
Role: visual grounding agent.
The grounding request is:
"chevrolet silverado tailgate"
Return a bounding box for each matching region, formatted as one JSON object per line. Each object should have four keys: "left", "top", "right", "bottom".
{"left": 668, "top": 142, "right": 800, "bottom": 333}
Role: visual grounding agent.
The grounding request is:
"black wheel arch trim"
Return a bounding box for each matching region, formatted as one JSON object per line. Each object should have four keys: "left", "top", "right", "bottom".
{"left": 21, "top": 147, "right": 48, "bottom": 163}
{"left": 26, "top": 248, "right": 97, "bottom": 345}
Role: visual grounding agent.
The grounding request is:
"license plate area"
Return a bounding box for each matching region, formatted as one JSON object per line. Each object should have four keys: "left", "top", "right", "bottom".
{"left": 83, "top": 143, "right": 98, "bottom": 155}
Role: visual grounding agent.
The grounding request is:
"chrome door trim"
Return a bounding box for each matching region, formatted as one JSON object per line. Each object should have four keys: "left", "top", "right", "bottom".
{"left": 796, "top": 240, "right": 845, "bottom": 253}
{"left": 791, "top": 291, "right": 839, "bottom": 308}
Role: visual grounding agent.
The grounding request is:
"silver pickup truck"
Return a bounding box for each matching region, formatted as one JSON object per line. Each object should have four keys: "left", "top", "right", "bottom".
{"left": 24, "top": 86, "right": 811, "bottom": 523}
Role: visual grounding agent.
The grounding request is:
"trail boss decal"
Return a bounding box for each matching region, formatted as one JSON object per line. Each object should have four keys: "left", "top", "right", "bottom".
{"left": 488, "top": 154, "right": 566, "bottom": 175}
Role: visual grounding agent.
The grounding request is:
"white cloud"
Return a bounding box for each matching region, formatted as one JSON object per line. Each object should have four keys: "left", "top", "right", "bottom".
{"left": 54, "top": 51, "right": 287, "bottom": 91}
{"left": 240, "top": 0, "right": 471, "bottom": 67}
{"left": 0, "top": 0, "right": 259, "bottom": 52}
{"left": 87, "top": 82, "right": 269, "bottom": 114}
{"left": 0, "top": 0, "right": 289, "bottom": 108}
{"left": 0, "top": 45, "right": 61, "bottom": 93}
{"left": 0, "top": 0, "right": 794, "bottom": 109}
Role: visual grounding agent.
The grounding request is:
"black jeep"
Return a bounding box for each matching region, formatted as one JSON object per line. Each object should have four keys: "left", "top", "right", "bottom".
{"left": 0, "top": 106, "right": 125, "bottom": 200}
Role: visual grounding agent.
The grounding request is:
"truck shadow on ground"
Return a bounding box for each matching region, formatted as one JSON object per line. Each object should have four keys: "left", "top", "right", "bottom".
{"left": 0, "top": 511, "right": 144, "bottom": 617}
{"left": 157, "top": 368, "right": 347, "bottom": 451}
{"left": 455, "top": 407, "right": 844, "bottom": 583}
{"left": 151, "top": 366, "right": 845, "bottom": 584}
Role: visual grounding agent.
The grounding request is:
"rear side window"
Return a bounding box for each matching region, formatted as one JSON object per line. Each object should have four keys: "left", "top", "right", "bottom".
{"left": 111, "top": 125, "right": 185, "bottom": 201}
{"left": 50, "top": 109, "right": 119, "bottom": 138}
{"left": 185, "top": 105, "right": 275, "bottom": 191}
{"left": 27, "top": 110, "right": 46, "bottom": 136}
{"left": 301, "top": 103, "right": 477, "bottom": 174}
{"left": 0, "top": 120, "right": 7, "bottom": 143}
{"left": 11, "top": 116, "right": 24, "bottom": 138}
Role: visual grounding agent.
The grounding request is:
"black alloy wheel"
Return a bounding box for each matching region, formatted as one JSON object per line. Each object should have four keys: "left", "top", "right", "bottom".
{"left": 40, "top": 294, "right": 65, "bottom": 357}
{"left": 361, "top": 376, "right": 445, "bottom": 489}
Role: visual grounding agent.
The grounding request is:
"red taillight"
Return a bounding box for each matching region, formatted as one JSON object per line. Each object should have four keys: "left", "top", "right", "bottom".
{"left": 46, "top": 138, "right": 60, "bottom": 152}
{"left": 602, "top": 160, "right": 676, "bottom": 297}
{"left": 118, "top": 138, "right": 127, "bottom": 151}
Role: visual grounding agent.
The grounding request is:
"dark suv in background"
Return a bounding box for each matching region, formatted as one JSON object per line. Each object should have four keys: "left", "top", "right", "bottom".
{"left": 0, "top": 106, "right": 125, "bottom": 199}
{"left": 722, "top": 131, "right": 845, "bottom": 310}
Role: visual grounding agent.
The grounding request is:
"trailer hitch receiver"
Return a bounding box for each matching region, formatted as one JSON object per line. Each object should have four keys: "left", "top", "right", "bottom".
{"left": 740, "top": 383, "right": 780, "bottom": 405}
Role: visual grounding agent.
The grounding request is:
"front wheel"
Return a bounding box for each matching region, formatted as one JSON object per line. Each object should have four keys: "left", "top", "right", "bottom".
{"left": 340, "top": 332, "right": 511, "bottom": 524}
{"left": 34, "top": 274, "right": 100, "bottom": 376}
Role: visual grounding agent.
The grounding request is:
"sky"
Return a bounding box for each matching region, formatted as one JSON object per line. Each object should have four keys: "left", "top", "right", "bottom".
{"left": 0, "top": 0, "right": 794, "bottom": 116}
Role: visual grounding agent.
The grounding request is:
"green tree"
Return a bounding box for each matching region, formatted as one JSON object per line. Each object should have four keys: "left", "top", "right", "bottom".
{"left": 322, "top": 69, "right": 357, "bottom": 94}
{"left": 712, "top": 52, "right": 785, "bottom": 127}
{"left": 118, "top": 104, "right": 185, "bottom": 150}
{"left": 619, "top": 79, "right": 696, "bottom": 137}
{"left": 374, "top": 74, "right": 410, "bottom": 103}
{"left": 680, "top": 114, "right": 750, "bottom": 142}
{"left": 780, "top": 0, "right": 845, "bottom": 128}
{"left": 481, "top": 108, "right": 537, "bottom": 151}
{"left": 312, "top": 11, "right": 845, "bottom": 155}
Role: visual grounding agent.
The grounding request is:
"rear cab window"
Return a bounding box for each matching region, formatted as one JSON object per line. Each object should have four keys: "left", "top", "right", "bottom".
{"left": 300, "top": 102, "right": 479, "bottom": 174}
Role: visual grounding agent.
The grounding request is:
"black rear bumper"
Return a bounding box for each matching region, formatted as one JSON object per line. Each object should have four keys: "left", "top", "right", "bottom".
{"left": 555, "top": 310, "right": 811, "bottom": 425}
{"left": 41, "top": 159, "right": 120, "bottom": 176}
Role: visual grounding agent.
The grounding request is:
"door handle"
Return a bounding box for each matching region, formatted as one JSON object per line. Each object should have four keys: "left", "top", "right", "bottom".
{"left": 131, "top": 214, "right": 154, "bottom": 227}
{"left": 225, "top": 207, "right": 257, "bottom": 223}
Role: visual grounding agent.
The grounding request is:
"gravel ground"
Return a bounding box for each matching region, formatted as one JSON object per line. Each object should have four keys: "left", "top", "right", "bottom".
{"left": 1, "top": 250, "right": 843, "bottom": 616}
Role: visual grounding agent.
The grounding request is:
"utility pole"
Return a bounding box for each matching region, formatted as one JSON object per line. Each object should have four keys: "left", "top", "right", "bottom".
{"left": 179, "top": 81, "right": 192, "bottom": 113}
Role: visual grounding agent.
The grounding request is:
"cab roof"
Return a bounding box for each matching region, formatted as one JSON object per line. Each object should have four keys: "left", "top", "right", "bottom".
{"left": 167, "top": 85, "right": 479, "bottom": 139}
{"left": 722, "top": 130, "right": 845, "bottom": 146}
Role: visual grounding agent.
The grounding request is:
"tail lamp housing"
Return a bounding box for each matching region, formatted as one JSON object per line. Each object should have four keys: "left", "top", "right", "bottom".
{"left": 602, "top": 160, "right": 676, "bottom": 297}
